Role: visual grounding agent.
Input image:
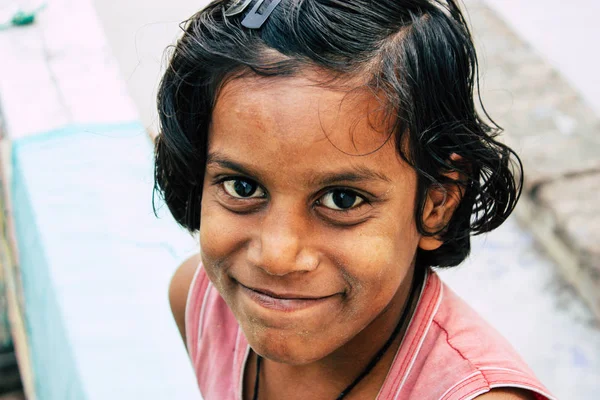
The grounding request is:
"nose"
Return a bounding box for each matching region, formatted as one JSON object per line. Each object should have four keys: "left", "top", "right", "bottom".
{"left": 247, "top": 200, "right": 319, "bottom": 276}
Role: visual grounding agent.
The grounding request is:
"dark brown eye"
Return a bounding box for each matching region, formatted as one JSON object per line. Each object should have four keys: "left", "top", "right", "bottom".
{"left": 223, "top": 179, "right": 264, "bottom": 198}
{"left": 320, "top": 189, "right": 364, "bottom": 210}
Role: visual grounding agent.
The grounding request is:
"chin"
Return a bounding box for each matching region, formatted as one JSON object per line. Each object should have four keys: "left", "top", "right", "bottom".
{"left": 246, "top": 328, "right": 332, "bottom": 366}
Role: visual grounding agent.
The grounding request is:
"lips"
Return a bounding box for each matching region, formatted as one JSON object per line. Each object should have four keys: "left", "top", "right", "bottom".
{"left": 238, "top": 282, "right": 339, "bottom": 312}
{"left": 241, "top": 283, "right": 332, "bottom": 300}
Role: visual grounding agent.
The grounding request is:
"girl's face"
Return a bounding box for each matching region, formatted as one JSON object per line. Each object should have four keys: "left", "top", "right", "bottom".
{"left": 200, "top": 74, "right": 423, "bottom": 365}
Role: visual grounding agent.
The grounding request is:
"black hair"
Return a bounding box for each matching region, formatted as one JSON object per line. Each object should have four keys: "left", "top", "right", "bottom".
{"left": 153, "top": 0, "right": 523, "bottom": 268}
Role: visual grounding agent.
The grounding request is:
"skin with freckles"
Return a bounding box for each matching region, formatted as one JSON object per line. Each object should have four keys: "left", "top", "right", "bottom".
{"left": 197, "top": 73, "right": 459, "bottom": 399}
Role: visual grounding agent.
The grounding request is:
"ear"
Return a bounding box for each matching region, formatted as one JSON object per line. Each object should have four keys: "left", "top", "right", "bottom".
{"left": 418, "top": 154, "right": 466, "bottom": 251}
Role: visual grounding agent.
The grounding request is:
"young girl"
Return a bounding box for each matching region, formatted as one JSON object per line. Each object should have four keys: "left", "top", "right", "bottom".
{"left": 155, "top": 1, "right": 555, "bottom": 399}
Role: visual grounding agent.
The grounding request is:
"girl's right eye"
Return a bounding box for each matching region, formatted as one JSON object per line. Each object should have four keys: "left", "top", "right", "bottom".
{"left": 222, "top": 178, "right": 265, "bottom": 199}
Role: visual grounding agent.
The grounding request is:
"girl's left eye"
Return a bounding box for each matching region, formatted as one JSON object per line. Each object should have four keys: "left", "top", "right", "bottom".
{"left": 222, "top": 178, "right": 265, "bottom": 199}
{"left": 319, "top": 189, "right": 365, "bottom": 211}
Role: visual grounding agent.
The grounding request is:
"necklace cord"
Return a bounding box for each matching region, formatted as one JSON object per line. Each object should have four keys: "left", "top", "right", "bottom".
{"left": 335, "top": 266, "right": 425, "bottom": 399}
{"left": 253, "top": 267, "right": 425, "bottom": 400}
{"left": 254, "top": 352, "right": 262, "bottom": 400}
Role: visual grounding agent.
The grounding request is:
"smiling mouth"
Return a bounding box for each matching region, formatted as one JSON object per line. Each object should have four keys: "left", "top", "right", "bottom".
{"left": 238, "top": 283, "right": 339, "bottom": 312}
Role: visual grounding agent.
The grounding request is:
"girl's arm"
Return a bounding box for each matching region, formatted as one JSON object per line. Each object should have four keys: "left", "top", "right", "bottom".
{"left": 168, "top": 254, "right": 201, "bottom": 348}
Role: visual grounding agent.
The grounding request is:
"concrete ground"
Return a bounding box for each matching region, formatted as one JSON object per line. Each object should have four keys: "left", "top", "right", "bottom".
{"left": 439, "top": 219, "right": 600, "bottom": 399}
{"left": 484, "top": 0, "right": 600, "bottom": 116}
{"left": 91, "top": 0, "right": 209, "bottom": 134}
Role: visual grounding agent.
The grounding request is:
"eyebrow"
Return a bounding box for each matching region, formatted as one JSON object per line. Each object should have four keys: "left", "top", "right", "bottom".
{"left": 207, "top": 153, "right": 257, "bottom": 176}
{"left": 206, "top": 152, "right": 392, "bottom": 186}
{"left": 310, "top": 166, "right": 392, "bottom": 187}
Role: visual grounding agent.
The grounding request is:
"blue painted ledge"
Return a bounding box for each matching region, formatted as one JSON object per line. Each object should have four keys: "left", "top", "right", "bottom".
{"left": 11, "top": 123, "right": 200, "bottom": 399}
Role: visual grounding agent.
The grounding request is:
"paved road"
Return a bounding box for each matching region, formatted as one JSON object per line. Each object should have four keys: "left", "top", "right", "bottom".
{"left": 439, "top": 218, "right": 600, "bottom": 399}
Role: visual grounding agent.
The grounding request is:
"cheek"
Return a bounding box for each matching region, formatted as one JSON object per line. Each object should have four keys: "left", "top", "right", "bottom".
{"left": 332, "top": 215, "right": 420, "bottom": 306}
{"left": 344, "top": 237, "right": 408, "bottom": 295}
{"left": 199, "top": 198, "right": 247, "bottom": 272}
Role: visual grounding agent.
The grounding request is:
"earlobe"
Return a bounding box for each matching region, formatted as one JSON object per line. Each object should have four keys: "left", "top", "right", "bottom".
{"left": 418, "top": 235, "right": 444, "bottom": 251}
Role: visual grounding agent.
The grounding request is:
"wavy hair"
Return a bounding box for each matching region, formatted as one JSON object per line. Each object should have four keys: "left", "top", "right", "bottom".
{"left": 154, "top": 0, "right": 523, "bottom": 268}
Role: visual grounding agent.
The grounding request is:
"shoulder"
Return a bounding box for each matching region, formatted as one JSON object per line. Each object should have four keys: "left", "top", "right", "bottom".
{"left": 169, "top": 253, "right": 202, "bottom": 347}
{"left": 431, "top": 280, "right": 534, "bottom": 372}
{"left": 402, "top": 273, "right": 553, "bottom": 399}
{"left": 429, "top": 278, "right": 552, "bottom": 399}
{"left": 475, "top": 388, "right": 536, "bottom": 399}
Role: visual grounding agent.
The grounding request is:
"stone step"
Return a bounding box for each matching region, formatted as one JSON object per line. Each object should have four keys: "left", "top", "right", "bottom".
{"left": 468, "top": 0, "right": 600, "bottom": 319}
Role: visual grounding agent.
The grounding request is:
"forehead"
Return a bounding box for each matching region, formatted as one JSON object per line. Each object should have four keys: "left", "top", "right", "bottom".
{"left": 209, "top": 74, "right": 412, "bottom": 182}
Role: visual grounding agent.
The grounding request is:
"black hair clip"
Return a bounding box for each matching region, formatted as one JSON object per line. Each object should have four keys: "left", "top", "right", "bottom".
{"left": 242, "top": 0, "right": 283, "bottom": 29}
{"left": 224, "top": 0, "right": 282, "bottom": 29}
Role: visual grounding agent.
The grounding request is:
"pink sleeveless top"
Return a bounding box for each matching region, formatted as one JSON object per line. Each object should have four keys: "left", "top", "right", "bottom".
{"left": 185, "top": 266, "right": 555, "bottom": 400}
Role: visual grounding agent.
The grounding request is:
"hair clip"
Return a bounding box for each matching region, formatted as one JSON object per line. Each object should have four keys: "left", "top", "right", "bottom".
{"left": 241, "top": 0, "right": 282, "bottom": 29}
{"left": 224, "top": 0, "right": 253, "bottom": 17}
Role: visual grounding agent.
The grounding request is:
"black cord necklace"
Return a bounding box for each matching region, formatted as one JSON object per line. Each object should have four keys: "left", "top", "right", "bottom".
{"left": 252, "top": 267, "right": 424, "bottom": 400}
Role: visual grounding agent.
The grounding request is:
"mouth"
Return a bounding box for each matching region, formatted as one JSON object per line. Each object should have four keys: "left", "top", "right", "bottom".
{"left": 238, "top": 282, "right": 340, "bottom": 312}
